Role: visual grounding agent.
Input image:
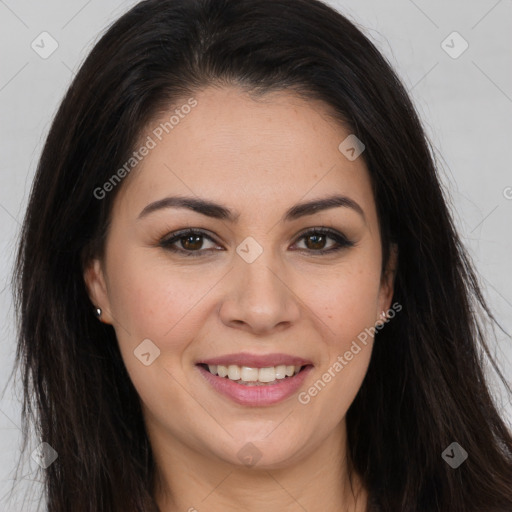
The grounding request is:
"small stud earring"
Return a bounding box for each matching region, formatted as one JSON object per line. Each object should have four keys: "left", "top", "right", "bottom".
{"left": 95, "top": 307, "right": 102, "bottom": 319}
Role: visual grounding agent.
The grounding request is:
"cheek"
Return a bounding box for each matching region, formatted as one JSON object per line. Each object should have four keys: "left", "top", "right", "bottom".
{"left": 301, "top": 259, "right": 382, "bottom": 342}
{"left": 105, "top": 251, "right": 206, "bottom": 434}
{"left": 106, "top": 247, "right": 214, "bottom": 340}
{"left": 294, "top": 260, "right": 380, "bottom": 416}
{"left": 297, "top": 277, "right": 377, "bottom": 435}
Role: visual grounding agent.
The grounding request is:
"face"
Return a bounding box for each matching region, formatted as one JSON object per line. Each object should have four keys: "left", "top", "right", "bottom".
{"left": 85, "top": 86, "right": 395, "bottom": 471}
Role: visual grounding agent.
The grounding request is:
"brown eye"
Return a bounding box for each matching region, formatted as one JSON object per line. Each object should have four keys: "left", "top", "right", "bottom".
{"left": 160, "top": 229, "right": 220, "bottom": 257}
{"left": 293, "top": 228, "right": 354, "bottom": 254}
{"left": 160, "top": 227, "right": 354, "bottom": 258}
{"left": 180, "top": 234, "right": 204, "bottom": 251}
{"left": 304, "top": 233, "right": 328, "bottom": 250}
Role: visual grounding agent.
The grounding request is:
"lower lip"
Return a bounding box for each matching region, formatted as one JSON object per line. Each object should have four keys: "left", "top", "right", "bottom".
{"left": 197, "top": 365, "right": 313, "bottom": 406}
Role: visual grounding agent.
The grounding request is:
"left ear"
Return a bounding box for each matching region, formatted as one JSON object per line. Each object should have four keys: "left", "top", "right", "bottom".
{"left": 376, "top": 243, "right": 398, "bottom": 323}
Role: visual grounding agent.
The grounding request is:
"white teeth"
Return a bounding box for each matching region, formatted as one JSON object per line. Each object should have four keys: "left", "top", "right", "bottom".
{"left": 275, "top": 365, "right": 287, "bottom": 379}
{"left": 228, "top": 365, "right": 241, "bottom": 380}
{"left": 217, "top": 365, "right": 228, "bottom": 378}
{"left": 240, "top": 367, "right": 259, "bottom": 382}
{"left": 258, "top": 367, "right": 276, "bottom": 383}
{"left": 205, "top": 363, "right": 304, "bottom": 383}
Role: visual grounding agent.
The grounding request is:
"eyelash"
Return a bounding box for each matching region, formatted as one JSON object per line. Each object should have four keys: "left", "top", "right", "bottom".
{"left": 158, "top": 227, "right": 355, "bottom": 257}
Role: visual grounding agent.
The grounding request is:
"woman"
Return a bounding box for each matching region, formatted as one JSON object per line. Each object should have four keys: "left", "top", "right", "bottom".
{"left": 12, "top": 0, "right": 512, "bottom": 510}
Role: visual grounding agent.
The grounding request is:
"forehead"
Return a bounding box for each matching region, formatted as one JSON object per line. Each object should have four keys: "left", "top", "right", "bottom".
{"left": 113, "top": 86, "right": 376, "bottom": 224}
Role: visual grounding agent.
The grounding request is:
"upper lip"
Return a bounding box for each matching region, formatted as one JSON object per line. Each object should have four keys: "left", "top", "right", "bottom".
{"left": 197, "top": 352, "right": 313, "bottom": 368}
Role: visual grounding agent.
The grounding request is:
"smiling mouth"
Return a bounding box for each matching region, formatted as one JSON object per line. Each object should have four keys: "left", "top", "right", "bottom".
{"left": 198, "top": 363, "right": 309, "bottom": 386}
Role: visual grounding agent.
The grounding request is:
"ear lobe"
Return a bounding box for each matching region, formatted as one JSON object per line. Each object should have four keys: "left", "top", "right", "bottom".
{"left": 377, "top": 243, "right": 398, "bottom": 320}
{"left": 83, "top": 258, "right": 113, "bottom": 324}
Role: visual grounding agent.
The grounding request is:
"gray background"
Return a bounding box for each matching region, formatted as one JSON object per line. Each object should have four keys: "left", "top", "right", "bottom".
{"left": 0, "top": 0, "right": 511, "bottom": 510}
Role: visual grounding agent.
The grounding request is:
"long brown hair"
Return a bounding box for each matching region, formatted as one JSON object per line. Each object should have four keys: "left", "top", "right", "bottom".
{"left": 11, "top": 0, "right": 512, "bottom": 510}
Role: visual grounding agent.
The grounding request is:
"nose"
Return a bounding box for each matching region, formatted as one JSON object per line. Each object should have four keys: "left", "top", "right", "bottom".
{"left": 218, "top": 246, "right": 301, "bottom": 335}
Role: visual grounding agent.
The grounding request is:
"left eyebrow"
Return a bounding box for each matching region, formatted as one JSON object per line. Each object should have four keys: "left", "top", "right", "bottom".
{"left": 137, "top": 194, "right": 365, "bottom": 223}
{"left": 283, "top": 194, "right": 365, "bottom": 222}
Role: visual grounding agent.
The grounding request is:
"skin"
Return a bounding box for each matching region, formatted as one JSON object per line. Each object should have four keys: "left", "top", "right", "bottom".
{"left": 84, "top": 85, "right": 397, "bottom": 512}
